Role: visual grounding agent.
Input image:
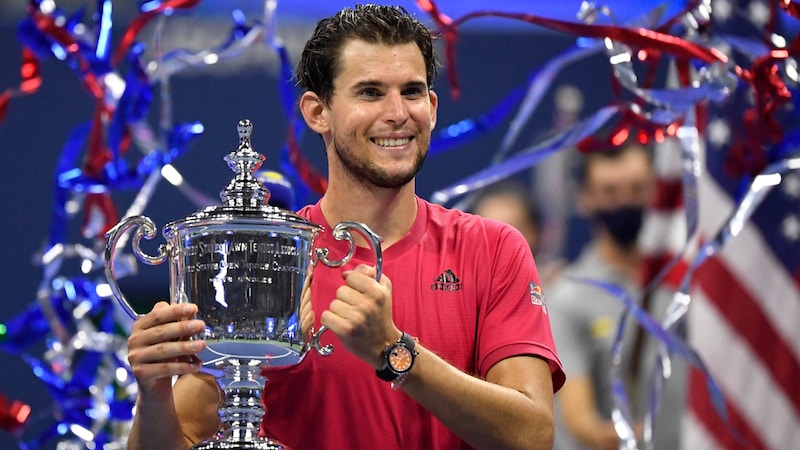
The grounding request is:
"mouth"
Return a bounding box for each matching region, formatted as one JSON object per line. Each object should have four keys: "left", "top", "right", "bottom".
{"left": 371, "top": 137, "right": 413, "bottom": 148}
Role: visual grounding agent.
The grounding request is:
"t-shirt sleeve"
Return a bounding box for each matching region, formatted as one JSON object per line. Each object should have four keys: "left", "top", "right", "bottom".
{"left": 475, "top": 223, "right": 566, "bottom": 392}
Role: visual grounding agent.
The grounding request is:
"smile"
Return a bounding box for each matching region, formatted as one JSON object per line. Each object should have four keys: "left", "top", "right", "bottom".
{"left": 372, "top": 137, "right": 411, "bottom": 147}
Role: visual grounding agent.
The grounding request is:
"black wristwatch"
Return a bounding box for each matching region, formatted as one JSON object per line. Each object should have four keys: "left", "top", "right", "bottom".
{"left": 376, "top": 332, "right": 418, "bottom": 383}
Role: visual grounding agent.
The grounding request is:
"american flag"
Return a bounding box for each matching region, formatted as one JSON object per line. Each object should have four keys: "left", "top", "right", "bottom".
{"left": 683, "top": 114, "right": 800, "bottom": 449}
{"left": 639, "top": 100, "right": 800, "bottom": 449}
{"left": 633, "top": 0, "right": 800, "bottom": 446}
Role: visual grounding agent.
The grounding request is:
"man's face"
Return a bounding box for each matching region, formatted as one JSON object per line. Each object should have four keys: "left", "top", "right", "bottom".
{"left": 322, "top": 40, "right": 438, "bottom": 189}
{"left": 581, "top": 147, "right": 655, "bottom": 214}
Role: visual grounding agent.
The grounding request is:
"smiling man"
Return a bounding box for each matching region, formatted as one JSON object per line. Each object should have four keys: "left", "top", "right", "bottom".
{"left": 123, "top": 5, "right": 564, "bottom": 450}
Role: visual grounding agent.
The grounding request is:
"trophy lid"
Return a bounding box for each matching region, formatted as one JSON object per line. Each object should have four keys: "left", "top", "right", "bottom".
{"left": 163, "top": 119, "right": 320, "bottom": 233}
{"left": 220, "top": 119, "right": 269, "bottom": 209}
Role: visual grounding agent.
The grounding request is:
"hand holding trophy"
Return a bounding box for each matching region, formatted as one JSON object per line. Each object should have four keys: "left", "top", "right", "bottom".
{"left": 104, "top": 119, "right": 382, "bottom": 449}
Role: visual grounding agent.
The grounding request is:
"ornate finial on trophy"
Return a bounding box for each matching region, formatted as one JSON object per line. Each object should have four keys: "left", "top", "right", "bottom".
{"left": 220, "top": 119, "right": 271, "bottom": 208}
{"left": 237, "top": 118, "right": 253, "bottom": 150}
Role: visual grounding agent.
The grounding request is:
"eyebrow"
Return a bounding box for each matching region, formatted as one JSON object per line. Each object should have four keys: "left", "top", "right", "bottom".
{"left": 349, "top": 79, "right": 428, "bottom": 91}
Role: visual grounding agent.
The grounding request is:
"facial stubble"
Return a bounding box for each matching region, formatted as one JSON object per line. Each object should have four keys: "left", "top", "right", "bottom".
{"left": 333, "top": 136, "right": 427, "bottom": 189}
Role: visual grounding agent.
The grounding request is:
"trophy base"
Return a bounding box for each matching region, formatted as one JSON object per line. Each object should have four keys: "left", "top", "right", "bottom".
{"left": 192, "top": 437, "right": 290, "bottom": 450}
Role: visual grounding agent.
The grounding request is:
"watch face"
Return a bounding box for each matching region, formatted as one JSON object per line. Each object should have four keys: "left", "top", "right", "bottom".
{"left": 388, "top": 346, "right": 413, "bottom": 372}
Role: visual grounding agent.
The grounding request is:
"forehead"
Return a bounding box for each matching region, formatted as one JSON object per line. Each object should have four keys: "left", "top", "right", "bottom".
{"left": 334, "top": 39, "right": 427, "bottom": 87}
{"left": 475, "top": 194, "right": 526, "bottom": 214}
{"left": 586, "top": 149, "right": 652, "bottom": 185}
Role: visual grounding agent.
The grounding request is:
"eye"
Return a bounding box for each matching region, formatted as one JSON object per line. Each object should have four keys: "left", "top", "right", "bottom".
{"left": 359, "top": 87, "right": 381, "bottom": 98}
{"left": 402, "top": 86, "right": 425, "bottom": 98}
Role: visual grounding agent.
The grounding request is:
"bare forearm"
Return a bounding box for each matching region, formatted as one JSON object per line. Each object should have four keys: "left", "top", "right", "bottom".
{"left": 558, "top": 377, "right": 618, "bottom": 450}
{"left": 127, "top": 393, "right": 189, "bottom": 450}
{"left": 400, "top": 346, "right": 554, "bottom": 450}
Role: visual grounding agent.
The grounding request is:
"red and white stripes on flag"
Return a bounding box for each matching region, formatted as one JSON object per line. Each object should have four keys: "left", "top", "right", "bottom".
{"left": 683, "top": 173, "right": 800, "bottom": 450}
{"left": 639, "top": 129, "right": 800, "bottom": 449}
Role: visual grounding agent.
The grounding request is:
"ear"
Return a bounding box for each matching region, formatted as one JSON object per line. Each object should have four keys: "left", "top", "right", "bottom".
{"left": 299, "top": 91, "right": 330, "bottom": 135}
{"left": 429, "top": 89, "right": 439, "bottom": 129}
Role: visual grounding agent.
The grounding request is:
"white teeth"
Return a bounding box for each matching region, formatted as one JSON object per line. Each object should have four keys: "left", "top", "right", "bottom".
{"left": 374, "top": 137, "right": 410, "bottom": 147}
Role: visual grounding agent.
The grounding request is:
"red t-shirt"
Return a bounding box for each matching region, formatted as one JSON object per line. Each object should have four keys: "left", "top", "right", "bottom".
{"left": 260, "top": 197, "right": 564, "bottom": 449}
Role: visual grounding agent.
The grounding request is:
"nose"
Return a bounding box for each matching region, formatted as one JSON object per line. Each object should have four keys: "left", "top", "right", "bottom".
{"left": 383, "top": 91, "right": 409, "bottom": 124}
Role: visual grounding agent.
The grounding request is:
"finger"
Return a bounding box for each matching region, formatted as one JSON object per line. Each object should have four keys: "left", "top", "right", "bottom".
{"left": 340, "top": 270, "right": 381, "bottom": 296}
{"left": 128, "top": 318, "right": 205, "bottom": 352}
{"left": 299, "top": 270, "right": 314, "bottom": 335}
{"left": 326, "top": 298, "right": 364, "bottom": 322}
{"left": 300, "top": 309, "right": 314, "bottom": 338}
{"left": 128, "top": 338, "right": 205, "bottom": 366}
{"left": 319, "top": 309, "right": 353, "bottom": 336}
{"left": 136, "top": 316, "right": 205, "bottom": 344}
{"left": 342, "top": 264, "right": 376, "bottom": 279}
{"left": 169, "top": 354, "right": 202, "bottom": 365}
{"left": 300, "top": 272, "right": 313, "bottom": 310}
{"left": 130, "top": 358, "right": 203, "bottom": 383}
{"left": 135, "top": 303, "right": 198, "bottom": 331}
{"left": 300, "top": 291, "right": 315, "bottom": 336}
{"left": 302, "top": 265, "right": 314, "bottom": 292}
{"left": 342, "top": 265, "right": 392, "bottom": 292}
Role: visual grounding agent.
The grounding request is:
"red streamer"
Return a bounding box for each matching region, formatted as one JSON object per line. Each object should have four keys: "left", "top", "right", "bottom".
{"left": 79, "top": 105, "right": 119, "bottom": 238}
{"left": 81, "top": 192, "right": 120, "bottom": 239}
{"left": 416, "top": 0, "right": 728, "bottom": 100}
{"left": 0, "top": 46, "right": 42, "bottom": 126}
{"left": 725, "top": 50, "right": 792, "bottom": 179}
{"left": 418, "top": 0, "right": 795, "bottom": 161}
{"left": 0, "top": 90, "right": 10, "bottom": 124}
{"left": 576, "top": 107, "right": 683, "bottom": 154}
{"left": 780, "top": 0, "right": 800, "bottom": 18}
{"left": 287, "top": 126, "right": 328, "bottom": 196}
{"left": 113, "top": 0, "right": 201, "bottom": 66}
{"left": 415, "top": 1, "right": 460, "bottom": 98}
{"left": 31, "top": 11, "right": 104, "bottom": 101}
{"left": 0, "top": 393, "right": 30, "bottom": 433}
{"left": 19, "top": 47, "right": 42, "bottom": 94}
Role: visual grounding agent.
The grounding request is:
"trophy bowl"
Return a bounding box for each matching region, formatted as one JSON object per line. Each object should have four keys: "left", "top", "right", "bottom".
{"left": 104, "top": 119, "right": 382, "bottom": 450}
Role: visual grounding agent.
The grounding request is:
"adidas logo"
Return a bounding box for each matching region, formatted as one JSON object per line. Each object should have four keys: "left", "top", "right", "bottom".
{"left": 431, "top": 269, "right": 462, "bottom": 291}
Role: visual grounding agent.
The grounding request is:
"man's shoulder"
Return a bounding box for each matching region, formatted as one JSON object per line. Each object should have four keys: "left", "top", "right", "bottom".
{"left": 547, "top": 248, "right": 605, "bottom": 295}
{"left": 296, "top": 203, "right": 316, "bottom": 219}
{"left": 421, "top": 197, "right": 519, "bottom": 237}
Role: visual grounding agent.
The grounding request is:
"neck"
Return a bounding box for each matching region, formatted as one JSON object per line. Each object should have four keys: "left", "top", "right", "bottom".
{"left": 320, "top": 179, "right": 418, "bottom": 249}
{"left": 595, "top": 233, "right": 641, "bottom": 282}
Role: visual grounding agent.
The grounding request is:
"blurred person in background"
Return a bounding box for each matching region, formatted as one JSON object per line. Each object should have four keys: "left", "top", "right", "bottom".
{"left": 469, "top": 180, "right": 541, "bottom": 253}
{"left": 547, "top": 143, "right": 687, "bottom": 450}
{"left": 469, "top": 179, "right": 564, "bottom": 285}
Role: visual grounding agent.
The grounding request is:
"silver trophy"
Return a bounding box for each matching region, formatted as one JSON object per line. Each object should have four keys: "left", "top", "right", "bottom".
{"left": 104, "top": 119, "right": 382, "bottom": 450}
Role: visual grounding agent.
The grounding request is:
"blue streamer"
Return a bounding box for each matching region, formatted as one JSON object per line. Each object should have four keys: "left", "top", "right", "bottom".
{"left": 108, "top": 43, "right": 151, "bottom": 168}
{"left": 95, "top": 0, "right": 113, "bottom": 62}
{"left": 570, "top": 276, "right": 731, "bottom": 447}
{"left": 495, "top": 43, "right": 604, "bottom": 162}
{"left": 431, "top": 104, "right": 621, "bottom": 205}
{"left": 0, "top": 303, "right": 51, "bottom": 354}
{"left": 5, "top": 276, "right": 137, "bottom": 449}
{"left": 429, "top": 87, "right": 524, "bottom": 157}
{"left": 264, "top": 0, "right": 315, "bottom": 205}
{"left": 48, "top": 121, "right": 92, "bottom": 247}
{"left": 54, "top": 120, "right": 202, "bottom": 195}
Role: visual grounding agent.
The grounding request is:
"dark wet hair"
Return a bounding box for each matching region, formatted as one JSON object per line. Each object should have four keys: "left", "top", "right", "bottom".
{"left": 574, "top": 143, "right": 653, "bottom": 188}
{"left": 295, "top": 4, "right": 440, "bottom": 104}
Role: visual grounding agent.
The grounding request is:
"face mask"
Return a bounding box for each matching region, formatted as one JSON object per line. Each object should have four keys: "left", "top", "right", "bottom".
{"left": 592, "top": 206, "right": 645, "bottom": 249}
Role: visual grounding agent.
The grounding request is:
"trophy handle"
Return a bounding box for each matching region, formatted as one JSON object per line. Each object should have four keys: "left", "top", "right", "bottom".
{"left": 104, "top": 215, "right": 170, "bottom": 320}
{"left": 309, "top": 221, "right": 384, "bottom": 356}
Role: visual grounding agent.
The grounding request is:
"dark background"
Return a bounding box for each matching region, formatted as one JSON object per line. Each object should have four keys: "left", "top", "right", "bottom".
{"left": 0, "top": 1, "right": 684, "bottom": 448}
